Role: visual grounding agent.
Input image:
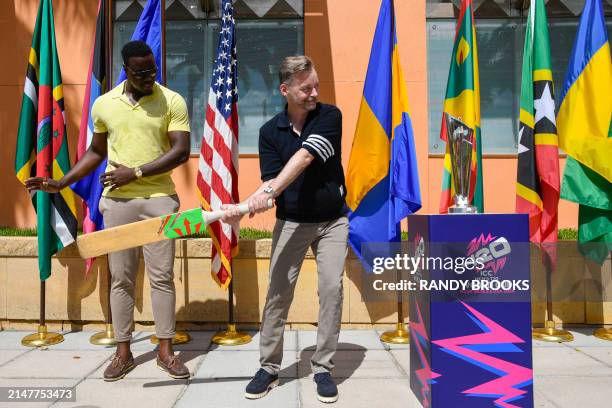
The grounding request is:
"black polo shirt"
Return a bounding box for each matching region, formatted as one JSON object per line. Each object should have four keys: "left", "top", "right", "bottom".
{"left": 259, "top": 103, "right": 347, "bottom": 223}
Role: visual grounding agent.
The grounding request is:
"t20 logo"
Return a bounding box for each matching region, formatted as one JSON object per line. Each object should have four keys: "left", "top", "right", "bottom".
{"left": 467, "top": 234, "right": 511, "bottom": 275}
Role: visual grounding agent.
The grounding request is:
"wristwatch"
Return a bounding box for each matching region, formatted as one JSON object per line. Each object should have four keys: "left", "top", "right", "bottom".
{"left": 134, "top": 167, "right": 143, "bottom": 179}
{"left": 263, "top": 185, "right": 275, "bottom": 197}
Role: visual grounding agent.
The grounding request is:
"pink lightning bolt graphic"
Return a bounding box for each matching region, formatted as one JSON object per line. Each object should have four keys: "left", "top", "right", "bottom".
{"left": 432, "top": 302, "right": 532, "bottom": 408}
{"left": 410, "top": 300, "right": 441, "bottom": 407}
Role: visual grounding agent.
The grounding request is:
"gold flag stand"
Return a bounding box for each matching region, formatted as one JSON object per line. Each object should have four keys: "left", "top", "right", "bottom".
{"left": 381, "top": 270, "right": 409, "bottom": 344}
{"left": 213, "top": 271, "right": 252, "bottom": 346}
{"left": 91, "top": 261, "right": 117, "bottom": 346}
{"left": 532, "top": 249, "right": 573, "bottom": 342}
{"left": 151, "top": 331, "right": 192, "bottom": 345}
{"left": 593, "top": 328, "right": 612, "bottom": 341}
{"left": 22, "top": 282, "right": 64, "bottom": 347}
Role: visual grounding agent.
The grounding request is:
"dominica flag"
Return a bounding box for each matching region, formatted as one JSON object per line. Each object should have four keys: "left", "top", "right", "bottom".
{"left": 515, "top": 0, "right": 560, "bottom": 248}
{"left": 557, "top": 0, "right": 612, "bottom": 264}
{"left": 14, "top": 0, "right": 78, "bottom": 281}
{"left": 439, "top": 0, "right": 483, "bottom": 213}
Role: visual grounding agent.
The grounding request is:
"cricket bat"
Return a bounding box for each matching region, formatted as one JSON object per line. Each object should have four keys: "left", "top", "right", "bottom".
{"left": 76, "top": 200, "right": 272, "bottom": 259}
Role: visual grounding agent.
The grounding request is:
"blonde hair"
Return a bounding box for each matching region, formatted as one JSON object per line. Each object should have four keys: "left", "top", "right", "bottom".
{"left": 279, "top": 55, "right": 314, "bottom": 85}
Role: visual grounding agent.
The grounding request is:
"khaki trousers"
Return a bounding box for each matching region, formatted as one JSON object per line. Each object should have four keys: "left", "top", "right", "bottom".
{"left": 260, "top": 216, "right": 348, "bottom": 375}
{"left": 99, "top": 195, "right": 180, "bottom": 342}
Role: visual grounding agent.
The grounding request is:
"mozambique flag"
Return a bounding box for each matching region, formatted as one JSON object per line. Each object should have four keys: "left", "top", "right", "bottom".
{"left": 515, "top": 0, "right": 560, "bottom": 248}
{"left": 346, "top": 0, "right": 421, "bottom": 265}
{"left": 557, "top": 0, "right": 612, "bottom": 264}
{"left": 14, "top": 0, "right": 78, "bottom": 280}
{"left": 439, "top": 0, "right": 483, "bottom": 213}
{"left": 71, "top": 0, "right": 108, "bottom": 272}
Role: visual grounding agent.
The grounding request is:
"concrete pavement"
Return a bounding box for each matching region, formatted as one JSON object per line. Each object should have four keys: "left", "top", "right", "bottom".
{"left": 1, "top": 328, "right": 611, "bottom": 407}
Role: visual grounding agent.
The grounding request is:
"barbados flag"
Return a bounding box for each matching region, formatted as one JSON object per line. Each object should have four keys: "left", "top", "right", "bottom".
{"left": 557, "top": 0, "right": 612, "bottom": 264}
{"left": 346, "top": 0, "right": 421, "bottom": 265}
{"left": 439, "top": 0, "right": 483, "bottom": 213}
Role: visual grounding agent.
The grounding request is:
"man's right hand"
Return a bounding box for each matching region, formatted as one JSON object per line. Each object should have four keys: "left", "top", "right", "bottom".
{"left": 25, "top": 177, "right": 63, "bottom": 194}
{"left": 220, "top": 204, "right": 245, "bottom": 224}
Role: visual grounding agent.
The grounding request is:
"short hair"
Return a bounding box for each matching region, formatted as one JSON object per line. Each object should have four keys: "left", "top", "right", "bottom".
{"left": 279, "top": 56, "right": 314, "bottom": 85}
{"left": 121, "top": 40, "right": 153, "bottom": 65}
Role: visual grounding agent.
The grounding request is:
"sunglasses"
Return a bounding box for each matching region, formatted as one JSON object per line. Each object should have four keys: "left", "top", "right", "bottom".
{"left": 124, "top": 65, "right": 158, "bottom": 79}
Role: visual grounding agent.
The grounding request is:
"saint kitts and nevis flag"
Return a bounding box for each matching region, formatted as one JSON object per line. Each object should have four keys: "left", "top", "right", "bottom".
{"left": 71, "top": 0, "right": 108, "bottom": 272}
{"left": 439, "top": 0, "right": 483, "bottom": 214}
{"left": 346, "top": 0, "right": 422, "bottom": 265}
{"left": 14, "top": 0, "right": 78, "bottom": 281}
{"left": 557, "top": 0, "right": 612, "bottom": 264}
{"left": 515, "top": 0, "right": 560, "bottom": 255}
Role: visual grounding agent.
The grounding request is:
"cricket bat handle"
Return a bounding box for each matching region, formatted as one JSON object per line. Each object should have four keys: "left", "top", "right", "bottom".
{"left": 202, "top": 198, "right": 274, "bottom": 225}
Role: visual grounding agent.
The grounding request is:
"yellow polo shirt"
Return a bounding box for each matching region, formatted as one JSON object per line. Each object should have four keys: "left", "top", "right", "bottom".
{"left": 91, "top": 81, "right": 190, "bottom": 198}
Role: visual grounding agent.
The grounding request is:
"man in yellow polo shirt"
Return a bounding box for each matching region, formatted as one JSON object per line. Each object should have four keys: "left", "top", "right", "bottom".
{"left": 26, "top": 41, "right": 191, "bottom": 381}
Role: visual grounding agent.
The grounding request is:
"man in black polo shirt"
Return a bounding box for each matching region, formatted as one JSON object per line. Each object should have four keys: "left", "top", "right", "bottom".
{"left": 223, "top": 55, "right": 347, "bottom": 403}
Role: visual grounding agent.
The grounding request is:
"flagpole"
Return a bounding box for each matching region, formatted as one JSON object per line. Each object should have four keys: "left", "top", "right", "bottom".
{"left": 379, "top": 0, "right": 409, "bottom": 345}
{"left": 594, "top": 250, "right": 612, "bottom": 340}
{"left": 161, "top": 0, "right": 166, "bottom": 85}
{"left": 148, "top": 0, "right": 191, "bottom": 346}
{"left": 22, "top": 281, "right": 64, "bottom": 347}
{"left": 532, "top": 248, "right": 573, "bottom": 342}
{"left": 380, "top": 266, "right": 410, "bottom": 344}
{"left": 213, "top": 260, "right": 252, "bottom": 345}
{"left": 90, "top": 0, "right": 117, "bottom": 346}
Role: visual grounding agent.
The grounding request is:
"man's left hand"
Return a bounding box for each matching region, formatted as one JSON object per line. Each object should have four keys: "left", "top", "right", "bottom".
{"left": 100, "top": 160, "right": 136, "bottom": 191}
{"left": 248, "top": 192, "right": 273, "bottom": 218}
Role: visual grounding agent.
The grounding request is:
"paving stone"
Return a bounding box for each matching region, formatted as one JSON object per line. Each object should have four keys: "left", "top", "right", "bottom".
{"left": 46, "top": 330, "right": 117, "bottom": 351}
{"left": 209, "top": 330, "right": 297, "bottom": 352}
{"left": 176, "top": 378, "right": 298, "bottom": 408}
{"left": 388, "top": 349, "right": 410, "bottom": 375}
{"left": 0, "top": 349, "right": 30, "bottom": 367}
{"left": 299, "top": 378, "right": 417, "bottom": 408}
{"left": 194, "top": 350, "right": 297, "bottom": 379}
{"left": 562, "top": 328, "right": 612, "bottom": 348}
{"left": 0, "top": 330, "right": 58, "bottom": 350}
{"left": 52, "top": 378, "right": 186, "bottom": 408}
{"left": 375, "top": 329, "right": 411, "bottom": 350}
{"left": 298, "top": 330, "right": 383, "bottom": 351}
{"left": 298, "top": 349, "right": 403, "bottom": 379}
{"left": 0, "top": 349, "right": 112, "bottom": 379}
{"left": 533, "top": 347, "right": 612, "bottom": 377}
{"left": 536, "top": 376, "right": 612, "bottom": 408}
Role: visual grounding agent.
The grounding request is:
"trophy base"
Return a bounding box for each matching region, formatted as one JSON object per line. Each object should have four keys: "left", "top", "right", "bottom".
{"left": 448, "top": 206, "right": 478, "bottom": 214}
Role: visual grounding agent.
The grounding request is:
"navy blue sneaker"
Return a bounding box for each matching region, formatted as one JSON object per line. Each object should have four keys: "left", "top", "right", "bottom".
{"left": 244, "top": 368, "right": 279, "bottom": 399}
{"left": 314, "top": 372, "right": 338, "bottom": 403}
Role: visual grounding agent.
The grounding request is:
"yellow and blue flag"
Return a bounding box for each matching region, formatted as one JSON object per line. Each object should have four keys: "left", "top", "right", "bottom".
{"left": 557, "top": 0, "right": 612, "bottom": 264}
{"left": 346, "top": 0, "right": 421, "bottom": 264}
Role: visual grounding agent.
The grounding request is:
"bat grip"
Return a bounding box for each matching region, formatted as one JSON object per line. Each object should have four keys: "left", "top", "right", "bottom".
{"left": 236, "top": 198, "right": 274, "bottom": 214}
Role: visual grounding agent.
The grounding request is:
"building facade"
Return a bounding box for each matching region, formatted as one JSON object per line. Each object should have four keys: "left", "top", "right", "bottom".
{"left": 2, "top": 0, "right": 611, "bottom": 231}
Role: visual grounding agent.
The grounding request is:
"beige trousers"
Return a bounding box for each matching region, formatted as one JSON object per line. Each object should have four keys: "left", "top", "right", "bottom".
{"left": 260, "top": 216, "right": 349, "bottom": 375}
{"left": 99, "top": 195, "right": 180, "bottom": 342}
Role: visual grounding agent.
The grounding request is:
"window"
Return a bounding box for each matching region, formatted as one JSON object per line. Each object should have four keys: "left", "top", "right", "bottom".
{"left": 113, "top": 0, "right": 304, "bottom": 154}
{"left": 426, "top": 0, "right": 612, "bottom": 154}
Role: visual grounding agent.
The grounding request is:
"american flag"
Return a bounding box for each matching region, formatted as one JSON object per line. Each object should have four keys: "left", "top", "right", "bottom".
{"left": 196, "top": 0, "right": 239, "bottom": 289}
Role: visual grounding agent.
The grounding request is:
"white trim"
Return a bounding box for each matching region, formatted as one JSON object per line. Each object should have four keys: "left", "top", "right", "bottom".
{"left": 307, "top": 134, "right": 334, "bottom": 157}
{"left": 303, "top": 141, "right": 329, "bottom": 162}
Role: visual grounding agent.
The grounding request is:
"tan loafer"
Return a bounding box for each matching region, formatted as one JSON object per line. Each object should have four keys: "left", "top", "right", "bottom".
{"left": 157, "top": 355, "right": 190, "bottom": 379}
{"left": 103, "top": 353, "right": 135, "bottom": 382}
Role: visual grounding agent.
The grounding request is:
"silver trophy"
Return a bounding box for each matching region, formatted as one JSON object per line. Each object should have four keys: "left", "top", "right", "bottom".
{"left": 445, "top": 113, "right": 477, "bottom": 214}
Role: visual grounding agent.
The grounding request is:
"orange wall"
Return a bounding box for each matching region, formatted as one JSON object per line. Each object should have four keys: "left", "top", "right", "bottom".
{"left": 0, "top": 0, "right": 578, "bottom": 230}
